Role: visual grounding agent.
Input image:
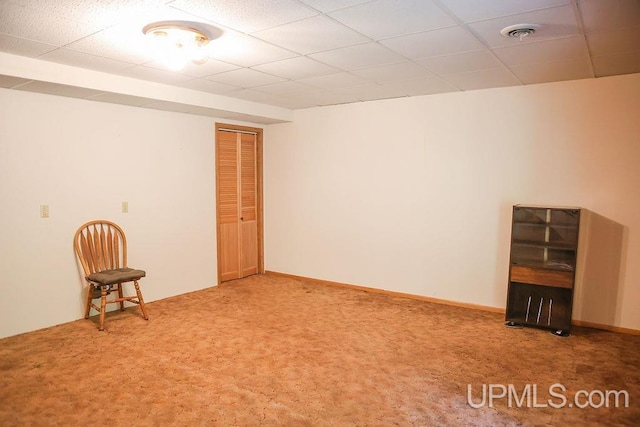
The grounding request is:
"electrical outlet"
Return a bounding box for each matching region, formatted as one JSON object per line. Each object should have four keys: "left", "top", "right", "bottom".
{"left": 122, "top": 201, "right": 128, "bottom": 213}
{"left": 40, "top": 205, "right": 49, "bottom": 218}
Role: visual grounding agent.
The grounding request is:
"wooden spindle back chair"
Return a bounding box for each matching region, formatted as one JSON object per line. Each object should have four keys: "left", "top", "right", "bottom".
{"left": 74, "top": 220, "right": 148, "bottom": 330}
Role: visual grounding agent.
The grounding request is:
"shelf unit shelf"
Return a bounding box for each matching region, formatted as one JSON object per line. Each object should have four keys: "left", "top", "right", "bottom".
{"left": 505, "top": 205, "right": 581, "bottom": 337}
{"left": 512, "top": 240, "right": 577, "bottom": 250}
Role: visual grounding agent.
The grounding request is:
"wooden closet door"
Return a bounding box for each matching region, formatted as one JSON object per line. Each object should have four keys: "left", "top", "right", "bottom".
{"left": 239, "top": 132, "right": 258, "bottom": 277}
{"left": 217, "top": 128, "right": 259, "bottom": 282}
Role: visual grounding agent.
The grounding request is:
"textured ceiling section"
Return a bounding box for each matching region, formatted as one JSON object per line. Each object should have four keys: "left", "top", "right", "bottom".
{"left": 0, "top": 0, "right": 639, "bottom": 118}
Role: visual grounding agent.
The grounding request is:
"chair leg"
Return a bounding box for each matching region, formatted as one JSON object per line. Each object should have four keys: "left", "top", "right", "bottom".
{"left": 84, "top": 285, "right": 93, "bottom": 319}
{"left": 117, "top": 283, "right": 125, "bottom": 311}
{"left": 99, "top": 286, "right": 108, "bottom": 331}
{"left": 133, "top": 281, "right": 148, "bottom": 320}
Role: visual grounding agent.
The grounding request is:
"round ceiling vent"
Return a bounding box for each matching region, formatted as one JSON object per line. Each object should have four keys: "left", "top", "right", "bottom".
{"left": 500, "top": 24, "right": 540, "bottom": 41}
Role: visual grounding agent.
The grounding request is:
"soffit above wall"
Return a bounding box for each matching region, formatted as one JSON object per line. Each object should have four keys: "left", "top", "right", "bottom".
{"left": 0, "top": 52, "right": 292, "bottom": 124}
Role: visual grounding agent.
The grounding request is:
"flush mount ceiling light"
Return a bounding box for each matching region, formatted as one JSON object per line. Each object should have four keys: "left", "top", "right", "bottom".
{"left": 142, "top": 20, "right": 219, "bottom": 71}
{"left": 500, "top": 23, "right": 540, "bottom": 42}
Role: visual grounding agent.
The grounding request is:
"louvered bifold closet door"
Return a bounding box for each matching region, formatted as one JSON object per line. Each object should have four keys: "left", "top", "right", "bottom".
{"left": 217, "top": 130, "right": 258, "bottom": 282}
{"left": 240, "top": 132, "right": 258, "bottom": 277}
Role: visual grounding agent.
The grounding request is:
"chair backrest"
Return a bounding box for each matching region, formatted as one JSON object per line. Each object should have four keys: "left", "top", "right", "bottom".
{"left": 74, "top": 220, "right": 128, "bottom": 277}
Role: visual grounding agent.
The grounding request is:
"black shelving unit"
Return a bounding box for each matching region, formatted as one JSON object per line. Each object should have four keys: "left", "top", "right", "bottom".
{"left": 505, "top": 205, "right": 581, "bottom": 337}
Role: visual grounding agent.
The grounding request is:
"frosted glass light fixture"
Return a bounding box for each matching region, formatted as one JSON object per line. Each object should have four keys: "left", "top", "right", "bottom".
{"left": 142, "top": 21, "right": 216, "bottom": 70}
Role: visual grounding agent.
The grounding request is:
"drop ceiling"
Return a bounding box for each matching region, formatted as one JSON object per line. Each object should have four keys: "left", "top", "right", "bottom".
{"left": 1, "top": 0, "right": 639, "bottom": 123}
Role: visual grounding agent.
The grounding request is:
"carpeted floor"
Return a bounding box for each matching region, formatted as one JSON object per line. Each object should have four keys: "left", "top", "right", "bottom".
{"left": 1, "top": 273, "right": 638, "bottom": 426}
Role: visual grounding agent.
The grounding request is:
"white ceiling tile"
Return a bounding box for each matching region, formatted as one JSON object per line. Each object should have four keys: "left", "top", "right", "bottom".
{"left": 0, "top": 33, "right": 57, "bottom": 57}
{"left": 468, "top": 6, "right": 580, "bottom": 49}
{"left": 260, "top": 95, "right": 321, "bottom": 109}
{"left": 6, "top": 0, "right": 175, "bottom": 29}
{"left": 181, "top": 59, "right": 241, "bottom": 78}
{"left": 579, "top": 0, "right": 640, "bottom": 33}
{"left": 145, "top": 57, "right": 240, "bottom": 78}
{"left": 492, "top": 36, "right": 589, "bottom": 66}
{"left": 328, "top": 0, "right": 456, "bottom": 40}
{"left": 440, "top": 67, "right": 522, "bottom": 91}
{"left": 350, "top": 61, "right": 432, "bottom": 83}
{"left": 309, "top": 42, "right": 406, "bottom": 70}
{"left": 380, "top": 76, "right": 459, "bottom": 96}
{"left": 328, "top": 83, "right": 408, "bottom": 101}
{"left": 297, "top": 0, "right": 372, "bottom": 13}
{"left": 63, "top": 23, "right": 154, "bottom": 64}
{"left": 252, "top": 56, "right": 339, "bottom": 79}
{"left": 311, "top": 90, "right": 364, "bottom": 106}
{"left": 509, "top": 57, "right": 593, "bottom": 84}
{"left": 437, "top": 0, "right": 570, "bottom": 23}
{"left": 0, "top": 1, "right": 97, "bottom": 46}
{"left": 208, "top": 34, "right": 297, "bottom": 67}
{"left": 252, "top": 15, "right": 369, "bottom": 55}
{"left": 115, "top": 65, "right": 193, "bottom": 84}
{"left": 252, "top": 80, "right": 320, "bottom": 97}
{"left": 592, "top": 51, "right": 640, "bottom": 76}
{"left": 170, "top": 0, "right": 319, "bottom": 33}
{"left": 415, "top": 50, "right": 501, "bottom": 74}
{"left": 14, "top": 80, "right": 106, "bottom": 98}
{"left": 380, "top": 26, "right": 485, "bottom": 59}
{"left": 174, "top": 78, "right": 241, "bottom": 94}
{"left": 206, "top": 68, "right": 286, "bottom": 87}
{"left": 39, "top": 48, "right": 135, "bottom": 73}
{"left": 297, "top": 72, "right": 371, "bottom": 90}
{"left": 586, "top": 27, "right": 640, "bottom": 56}
{"left": 0, "top": 75, "right": 32, "bottom": 88}
{"left": 222, "top": 88, "right": 278, "bottom": 103}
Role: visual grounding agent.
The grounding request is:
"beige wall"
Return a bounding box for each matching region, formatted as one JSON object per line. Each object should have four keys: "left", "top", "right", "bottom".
{"left": 1, "top": 73, "right": 639, "bottom": 338}
{"left": 264, "top": 73, "right": 640, "bottom": 331}
{"left": 0, "top": 88, "right": 226, "bottom": 338}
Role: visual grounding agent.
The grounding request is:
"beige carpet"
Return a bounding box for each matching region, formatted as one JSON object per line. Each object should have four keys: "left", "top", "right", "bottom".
{"left": 1, "top": 273, "right": 638, "bottom": 426}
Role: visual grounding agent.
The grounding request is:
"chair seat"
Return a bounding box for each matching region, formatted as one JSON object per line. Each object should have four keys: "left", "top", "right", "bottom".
{"left": 88, "top": 268, "right": 146, "bottom": 285}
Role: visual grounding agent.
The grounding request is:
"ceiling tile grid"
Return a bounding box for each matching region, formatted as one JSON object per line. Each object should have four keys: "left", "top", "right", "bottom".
{"left": 252, "top": 15, "right": 370, "bottom": 55}
{"left": 326, "top": 0, "right": 457, "bottom": 40}
{"left": 0, "top": 0, "right": 638, "bottom": 116}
